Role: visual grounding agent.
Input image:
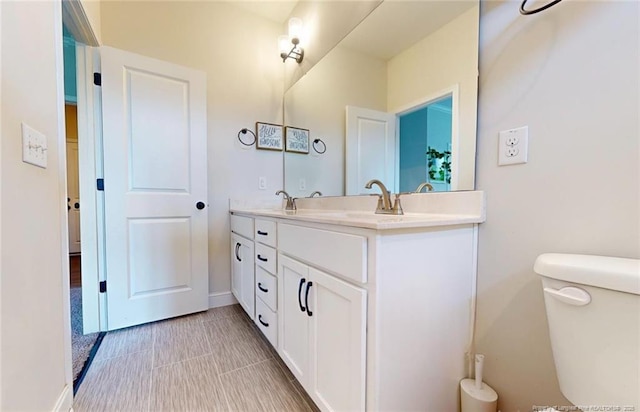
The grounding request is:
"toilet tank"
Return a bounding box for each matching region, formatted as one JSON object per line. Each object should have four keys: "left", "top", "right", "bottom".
{"left": 534, "top": 253, "right": 640, "bottom": 408}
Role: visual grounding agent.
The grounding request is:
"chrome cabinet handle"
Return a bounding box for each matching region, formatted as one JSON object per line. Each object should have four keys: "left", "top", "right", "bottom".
{"left": 235, "top": 243, "right": 241, "bottom": 262}
{"left": 298, "top": 278, "right": 306, "bottom": 312}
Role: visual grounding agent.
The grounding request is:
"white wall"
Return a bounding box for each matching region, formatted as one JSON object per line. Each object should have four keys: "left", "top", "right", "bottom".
{"left": 284, "top": 46, "right": 387, "bottom": 197}
{"left": 1, "top": 1, "right": 72, "bottom": 410}
{"left": 475, "top": 1, "right": 639, "bottom": 410}
{"left": 284, "top": 0, "right": 381, "bottom": 90}
{"left": 101, "top": 1, "right": 284, "bottom": 296}
{"left": 387, "top": 5, "right": 479, "bottom": 191}
{"left": 80, "top": 0, "right": 101, "bottom": 44}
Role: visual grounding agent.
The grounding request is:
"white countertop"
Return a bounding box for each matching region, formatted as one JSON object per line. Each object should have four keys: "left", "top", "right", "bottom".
{"left": 229, "top": 191, "right": 486, "bottom": 230}
{"left": 230, "top": 208, "right": 483, "bottom": 230}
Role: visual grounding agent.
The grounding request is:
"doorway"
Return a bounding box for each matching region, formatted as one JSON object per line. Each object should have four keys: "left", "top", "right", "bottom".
{"left": 62, "top": 23, "right": 103, "bottom": 391}
{"left": 398, "top": 95, "right": 453, "bottom": 192}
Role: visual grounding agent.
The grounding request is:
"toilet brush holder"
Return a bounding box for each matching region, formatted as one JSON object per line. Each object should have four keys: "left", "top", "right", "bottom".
{"left": 460, "top": 354, "right": 498, "bottom": 412}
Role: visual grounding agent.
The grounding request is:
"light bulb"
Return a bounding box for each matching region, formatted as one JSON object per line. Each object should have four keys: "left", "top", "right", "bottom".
{"left": 278, "top": 35, "right": 290, "bottom": 58}
{"left": 288, "top": 17, "right": 303, "bottom": 44}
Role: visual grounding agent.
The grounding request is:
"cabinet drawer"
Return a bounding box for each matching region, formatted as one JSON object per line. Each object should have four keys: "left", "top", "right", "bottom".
{"left": 279, "top": 223, "right": 367, "bottom": 283}
{"left": 256, "top": 266, "right": 277, "bottom": 311}
{"left": 231, "top": 214, "right": 254, "bottom": 239}
{"left": 255, "top": 298, "right": 277, "bottom": 348}
{"left": 255, "top": 219, "right": 276, "bottom": 247}
{"left": 255, "top": 242, "right": 277, "bottom": 274}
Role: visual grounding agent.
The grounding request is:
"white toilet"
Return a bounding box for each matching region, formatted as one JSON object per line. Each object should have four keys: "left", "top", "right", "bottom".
{"left": 534, "top": 253, "right": 640, "bottom": 408}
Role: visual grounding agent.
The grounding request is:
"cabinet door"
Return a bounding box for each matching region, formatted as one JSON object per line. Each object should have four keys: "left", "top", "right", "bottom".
{"left": 231, "top": 233, "right": 254, "bottom": 319}
{"left": 278, "top": 254, "right": 310, "bottom": 385}
{"left": 308, "top": 267, "right": 367, "bottom": 412}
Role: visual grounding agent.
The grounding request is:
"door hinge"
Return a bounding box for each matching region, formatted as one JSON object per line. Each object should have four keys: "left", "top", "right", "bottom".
{"left": 93, "top": 72, "right": 102, "bottom": 86}
{"left": 99, "top": 281, "right": 107, "bottom": 293}
{"left": 96, "top": 178, "right": 104, "bottom": 191}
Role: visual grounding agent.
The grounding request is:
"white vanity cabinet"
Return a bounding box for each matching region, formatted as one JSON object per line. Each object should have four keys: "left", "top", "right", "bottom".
{"left": 230, "top": 215, "right": 255, "bottom": 320}
{"left": 276, "top": 220, "right": 476, "bottom": 411}
{"left": 253, "top": 218, "right": 279, "bottom": 347}
{"left": 230, "top": 192, "right": 484, "bottom": 412}
{"left": 279, "top": 254, "right": 367, "bottom": 412}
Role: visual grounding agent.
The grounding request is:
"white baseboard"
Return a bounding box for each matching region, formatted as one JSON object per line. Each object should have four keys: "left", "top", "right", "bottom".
{"left": 52, "top": 384, "right": 73, "bottom": 412}
{"left": 208, "top": 291, "right": 237, "bottom": 309}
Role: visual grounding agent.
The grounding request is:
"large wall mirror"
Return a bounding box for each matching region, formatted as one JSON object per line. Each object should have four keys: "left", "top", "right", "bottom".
{"left": 283, "top": 0, "right": 479, "bottom": 197}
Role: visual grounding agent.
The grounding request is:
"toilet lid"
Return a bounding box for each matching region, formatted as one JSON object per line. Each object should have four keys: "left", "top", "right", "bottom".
{"left": 534, "top": 253, "right": 640, "bottom": 295}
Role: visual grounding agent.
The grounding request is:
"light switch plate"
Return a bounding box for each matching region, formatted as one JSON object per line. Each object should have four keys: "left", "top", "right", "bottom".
{"left": 498, "top": 126, "right": 528, "bottom": 166}
{"left": 22, "top": 123, "right": 48, "bottom": 168}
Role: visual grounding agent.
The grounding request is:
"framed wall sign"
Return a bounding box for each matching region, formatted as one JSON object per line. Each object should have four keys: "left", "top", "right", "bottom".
{"left": 285, "top": 126, "right": 310, "bottom": 154}
{"left": 256, "top": 122, "right": 283, "bottom": 151}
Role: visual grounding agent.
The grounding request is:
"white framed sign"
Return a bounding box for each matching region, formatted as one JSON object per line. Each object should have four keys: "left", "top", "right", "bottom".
{"left": 256, "top": 122, "right": 283, "bottom": 151}
{"left": 285, "top": 126, "right": 309, "bottom": 154}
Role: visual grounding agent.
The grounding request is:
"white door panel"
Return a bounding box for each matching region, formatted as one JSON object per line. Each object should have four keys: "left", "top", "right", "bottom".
{"left": 309, "top": 267, "right": 367, "bottom": 412}
{"left": 346, "top": 106, "right": 396, "bottom": 195}
{"left": 278, "top": 254, "right": 310, "bottom": 384}
{"left": 101, "top": 46, "right": 208, "bottom": 330}
{"left": 66, "top": 140, "right": 81, "bottom": 254}
{"left": 231, "top": 233, "right": 255, "bottom": 319}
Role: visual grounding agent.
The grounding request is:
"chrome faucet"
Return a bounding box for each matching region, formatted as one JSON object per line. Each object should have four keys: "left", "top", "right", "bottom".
{"left": 309, "top": 191, "right": 323, "bottom": 198}
{"left": 415, "top": 182, "right": 434, "bottom": 193}
{"left": 276, "top": 190, "right": 297, "bottom": 211}
{"left": 364, "top": 179, "right": 403, "bottom": 215}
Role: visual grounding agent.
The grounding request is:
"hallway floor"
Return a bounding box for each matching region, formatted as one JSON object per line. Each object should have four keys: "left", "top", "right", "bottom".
{"left": 74, "top": 305, "right": 319, "bottom": 411}
{"left": 70, "top": 255, "right": 81, "bottom": 287}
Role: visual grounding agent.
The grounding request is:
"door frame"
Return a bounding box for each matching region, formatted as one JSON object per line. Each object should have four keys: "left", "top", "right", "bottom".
{"left": 391, "top": 84, "right": 460, "bottom": 191}
{"left": 61, "top": 0, "right": 104, "bottom": 333}
{"left": 75, "top": 44, "right": 105, "bottom": 332}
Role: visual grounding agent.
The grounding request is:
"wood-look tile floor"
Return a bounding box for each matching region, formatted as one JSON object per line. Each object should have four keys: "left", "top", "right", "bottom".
{"left": 70, "top": 255, "right": 81, "bottom": 287}
{"left": 74, "top": 305, "right": 319, "bottom": 412}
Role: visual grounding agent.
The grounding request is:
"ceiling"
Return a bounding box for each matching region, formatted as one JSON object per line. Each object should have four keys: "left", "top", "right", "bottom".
{"left": 228, "top": 0, "right": 298, "bottom": 24}
{"left": 340, "top": 0, "right": 476, "bottom": 60}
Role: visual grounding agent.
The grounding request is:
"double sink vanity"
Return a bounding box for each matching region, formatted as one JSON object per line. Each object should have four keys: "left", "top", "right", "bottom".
{"left": 229, "top": 191, "right": 485, "bottom": 411}
{"left": 230, "top": 0, "right": 483, "bottom": 408}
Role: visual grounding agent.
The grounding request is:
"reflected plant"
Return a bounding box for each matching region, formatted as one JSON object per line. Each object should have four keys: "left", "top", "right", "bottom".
{"left": 426, "top": 146, "right": 451, "bottom": 184}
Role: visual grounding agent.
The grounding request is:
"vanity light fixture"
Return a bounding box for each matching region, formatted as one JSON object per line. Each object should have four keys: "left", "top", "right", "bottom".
{"left": 279, "top": 17, "right": 304, "bottom": 63}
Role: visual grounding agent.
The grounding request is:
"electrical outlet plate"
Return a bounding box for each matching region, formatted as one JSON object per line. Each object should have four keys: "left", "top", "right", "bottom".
{"left": 498, "top": 126, "right": 528, "bottom": 166}
{"left": 299, "top": 178, "right": 306, "bottom": 191}
{"left": 22, "top": 123, "right": 48, "bottom": 168}
{"left": 258, "top": 176, "right": 267, "bottom": 190}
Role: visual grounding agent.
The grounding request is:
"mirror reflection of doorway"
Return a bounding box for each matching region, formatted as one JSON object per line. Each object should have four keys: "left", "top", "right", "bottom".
{"left": 399, "top": 96, "right": 452, "bottom": 192}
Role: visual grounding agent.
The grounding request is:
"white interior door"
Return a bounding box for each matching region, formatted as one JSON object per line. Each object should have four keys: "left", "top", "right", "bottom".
{"left": 66, "top": 140, "right": 81, "bottom": 254}
{"left": 101, "top": 46, "right": 208, "bottom": 330}
{"left": 345, "top": 106, "right": 397, "bottom": 195}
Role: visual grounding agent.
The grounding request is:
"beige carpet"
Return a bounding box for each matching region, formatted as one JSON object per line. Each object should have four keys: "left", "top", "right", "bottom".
{"left": 70, "top": 287, "right": 100, "bottom": 383}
